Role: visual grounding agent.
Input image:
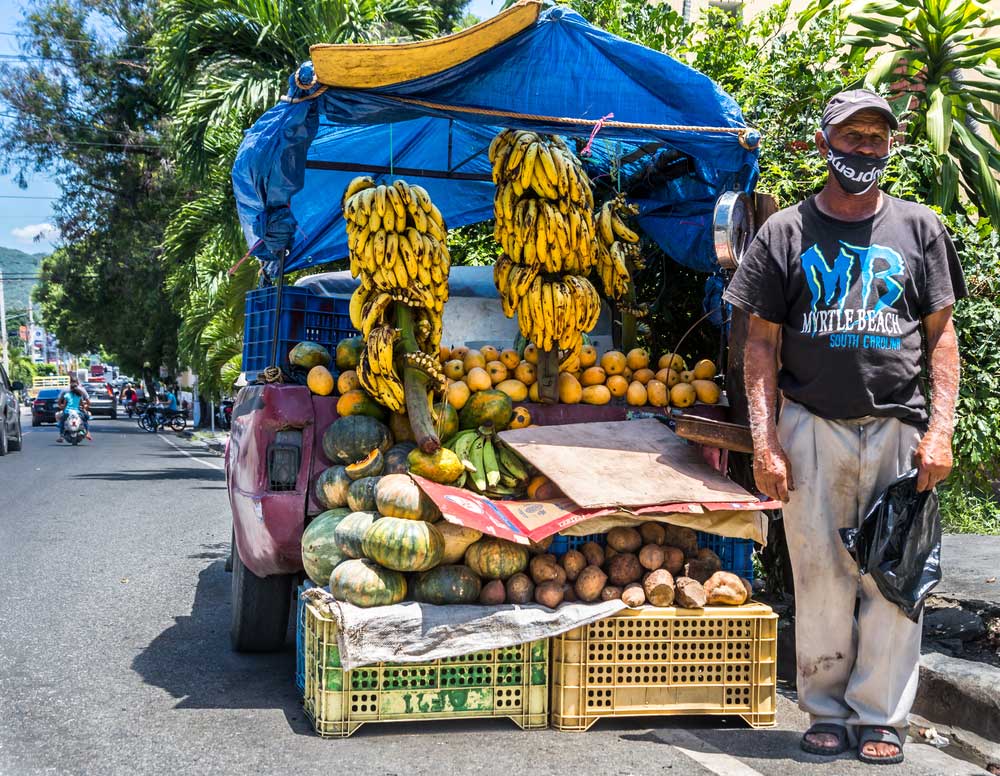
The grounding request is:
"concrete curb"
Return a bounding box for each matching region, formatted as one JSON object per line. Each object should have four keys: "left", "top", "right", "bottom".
{"left": 178, "top": 430, "right": 228, "bottom": 457}
{"left": 913, "top": 651, "right": 1000, "bottom": 746}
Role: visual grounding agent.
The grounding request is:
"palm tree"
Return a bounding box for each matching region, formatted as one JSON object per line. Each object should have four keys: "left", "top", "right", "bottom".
{"left": 151, "top": 0, "right": 439, "bottom": 394}
{"left": 805, "top": 0, "right": 1000, "bottom": 223}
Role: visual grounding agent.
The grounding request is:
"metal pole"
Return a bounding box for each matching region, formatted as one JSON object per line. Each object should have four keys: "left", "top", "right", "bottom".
{"left": 269, "top": 250, "right": 288, "bottom": 369}
{"left": 210, "top": 400, "right": 215, "bottom": 433}
{"left": 0, "top": 270, "right": 8, "bottom": 375}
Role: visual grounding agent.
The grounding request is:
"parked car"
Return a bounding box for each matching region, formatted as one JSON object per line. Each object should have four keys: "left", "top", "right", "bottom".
{"left": 85, "top": 380, "right": 118, "bottom": 419}
{"left": 0, "top": 364, "right": 24, "bottom": 455}
{"left": 31, "top": 388, "right": 62, "bottom": 426}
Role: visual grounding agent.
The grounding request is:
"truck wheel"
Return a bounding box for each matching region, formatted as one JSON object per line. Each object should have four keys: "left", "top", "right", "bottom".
{"left": 225, "top": 526, "right": 234, "bottom": 572}
{"left": 231, "top": 541, "right": 292, "bottom": 652}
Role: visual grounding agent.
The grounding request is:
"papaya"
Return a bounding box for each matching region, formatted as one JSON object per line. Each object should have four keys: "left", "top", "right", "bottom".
{"left": 336, "top": 389, "right": 387, "bottom": 422}
{"left": 307, "top": 365, "right": 335, "bottom": 396}
{"left": 408, "top": 447, "right": 465, "bottom": 484}
{"left": 289, "top": 341, "right": 332, "bottom": 369}
{"left": 335, "top": 336, "right": 365, "bottom": 371}
{"left": 459, "top": 389, "right": 513, "bottom": 430}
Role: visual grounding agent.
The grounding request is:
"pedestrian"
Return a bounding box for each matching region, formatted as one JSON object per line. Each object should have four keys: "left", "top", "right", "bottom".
{"left": 723, "top": 89, "right": 965, "bottom": 765}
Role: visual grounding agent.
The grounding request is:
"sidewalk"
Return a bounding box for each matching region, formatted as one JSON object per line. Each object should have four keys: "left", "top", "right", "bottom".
{"left": 936, "top": 534, "right": 1000, "bottom": 613}
{"left": 179, "top": 428, "right": 229, "bottom": 456}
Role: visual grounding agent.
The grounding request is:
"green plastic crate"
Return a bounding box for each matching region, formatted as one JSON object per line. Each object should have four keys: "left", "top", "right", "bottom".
{"left": 303, "top": 603, "right": 549, "bottom": 737}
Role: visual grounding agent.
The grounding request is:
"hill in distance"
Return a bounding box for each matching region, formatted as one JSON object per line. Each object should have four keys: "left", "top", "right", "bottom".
{"left": 0, "top": 247, "right": 47, "bottom": 327}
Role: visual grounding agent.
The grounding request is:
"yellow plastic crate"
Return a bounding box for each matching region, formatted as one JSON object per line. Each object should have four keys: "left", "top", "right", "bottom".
{"left": 551, "top": 603, "right": 777, "bottom": 731}
{"left": 303, "top": 603, "right": 549, "bottom": 737}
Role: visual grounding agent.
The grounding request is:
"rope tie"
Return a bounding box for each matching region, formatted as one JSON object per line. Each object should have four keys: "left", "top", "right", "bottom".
{"left": 229, "top": 239, "right": 262, "bottom": 276}
{"left": 280, "top": 85, "right": 328, "bottom": 104}
{"left": 381, "top": 94, "right": 759, "bottom": 144}
{"left": 580, "top": 112, "right": 614, "bottom": 157}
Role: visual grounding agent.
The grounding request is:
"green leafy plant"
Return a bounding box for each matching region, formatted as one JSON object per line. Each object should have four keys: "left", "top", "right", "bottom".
{"left": 939, "top": 209, "right": 1000, "bottom": 526}
{"left": 804, "top": 0, "right": 1000, "bottom": 223}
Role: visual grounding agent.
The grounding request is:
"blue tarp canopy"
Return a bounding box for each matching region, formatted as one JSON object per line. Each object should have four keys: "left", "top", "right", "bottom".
{"left": 232, "top": 5, "right": 759, "bottom": 276}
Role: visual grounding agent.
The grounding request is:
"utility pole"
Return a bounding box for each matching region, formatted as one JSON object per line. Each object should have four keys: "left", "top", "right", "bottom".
{"left": 0, "top": 269, "right": 9, "bottom": 375}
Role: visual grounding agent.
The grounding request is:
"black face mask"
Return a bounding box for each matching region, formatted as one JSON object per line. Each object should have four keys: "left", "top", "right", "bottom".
{"left": 823, "top": 131, "right": 890, "bottom": 195}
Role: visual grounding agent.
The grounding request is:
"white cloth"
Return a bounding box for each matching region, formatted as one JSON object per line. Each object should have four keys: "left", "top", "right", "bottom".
{"left": 778, "top": 398, "right": 923, "bottom": 735}
{"left": 308, "top": 593, "right": 626, "bottom": 670}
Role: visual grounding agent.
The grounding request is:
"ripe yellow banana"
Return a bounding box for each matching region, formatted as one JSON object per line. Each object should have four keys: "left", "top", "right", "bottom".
{"left": 611, "top": 209, "right": 639, "bottom": 243}
{"left": 343, "top": 175, "right": 375, "bottom": 206}
{"left": 385, "top": 185, "right": 406, "bottom": 225}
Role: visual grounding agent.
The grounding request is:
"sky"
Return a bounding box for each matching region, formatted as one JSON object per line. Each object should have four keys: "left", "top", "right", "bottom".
{"left": 0, "top": 0, "right": 59, "bottom": 254}
{"left": 0, "top": 0, "right": 506, "bottom": 256}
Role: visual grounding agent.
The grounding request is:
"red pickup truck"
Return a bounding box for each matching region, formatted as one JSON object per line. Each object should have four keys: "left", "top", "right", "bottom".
{"left": 225, "top": 269, "right": 613, "bottom": 651}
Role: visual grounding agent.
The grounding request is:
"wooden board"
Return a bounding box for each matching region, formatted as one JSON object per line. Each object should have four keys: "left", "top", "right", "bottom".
{"left": 499, "top": 418, "right": 759, "bottom": 509}
{"left": 310, "top": 1, "right": 541, "bottom": 89}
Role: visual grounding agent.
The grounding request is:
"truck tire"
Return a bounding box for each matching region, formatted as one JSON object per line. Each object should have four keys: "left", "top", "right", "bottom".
{"left": 231, "top": 540, "right": 292, "bottom": 652}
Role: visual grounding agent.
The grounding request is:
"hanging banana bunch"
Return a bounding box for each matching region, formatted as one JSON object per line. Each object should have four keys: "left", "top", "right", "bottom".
{"left": 489, "top": 129, "right": 603, "bottom": 367}
{"left": 593, "top": 193, "right": 642, "bottom": 302}
{"left": 342, "top": 176, "right": 450, "bottom": 450}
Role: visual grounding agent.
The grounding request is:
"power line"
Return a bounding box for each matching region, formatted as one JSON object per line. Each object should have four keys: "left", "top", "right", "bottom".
{"left": 0, "top": 31, "right": 155, "bottom": 50}
{"left": 0, "top": 112, "right": 158, "bottom": 138}
{"left": 0, "top": 195, "right": 58, "bottom": 200}
{"left": 17, "top": 137, "right": 164, "bottom": 149}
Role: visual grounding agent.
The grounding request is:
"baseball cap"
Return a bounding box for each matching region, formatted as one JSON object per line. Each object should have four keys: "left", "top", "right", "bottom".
{"left": 821, "top": 89, "right": 898, "bottom": 130}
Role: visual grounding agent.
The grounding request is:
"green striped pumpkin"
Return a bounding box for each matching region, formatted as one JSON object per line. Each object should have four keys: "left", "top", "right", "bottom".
{"left": 333, "top": 510, "right": 379, "bottom": 559}
{"left": 301, "top": 508, "right": 351, "bottom": 586}
{"left": 375, "top": 473, "right": 440, "bottom": 521}
{"left": 361, "top": 516, "right": 444, "bottom": 573}
{"left": 464, "top": 537, "right": 529, "bottom": 580}
{"left": 314, "top": 466, "right": 351, "bottom": 509}
{"left": 412, "top": 564, "right": 482, "bottom": 605}
{"left": 329, "top": 559, "right": 407, "bottom": 608}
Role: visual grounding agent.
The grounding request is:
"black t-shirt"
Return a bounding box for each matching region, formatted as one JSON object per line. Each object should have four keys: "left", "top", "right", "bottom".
{"left": 723, "top": 195, "right": 967, "bottom": 426}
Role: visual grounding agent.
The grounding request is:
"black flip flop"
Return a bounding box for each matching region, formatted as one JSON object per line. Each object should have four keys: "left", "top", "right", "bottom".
{"left": 857, "top": 725, "right": 904, "bottom": 765}
{"left": 800, "top": 723, "right": 849, "bottom": 756}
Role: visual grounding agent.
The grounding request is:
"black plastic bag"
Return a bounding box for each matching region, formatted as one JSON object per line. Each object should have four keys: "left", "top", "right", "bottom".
{"left": 839, "top": 469, "right": 941, "bottom": 622}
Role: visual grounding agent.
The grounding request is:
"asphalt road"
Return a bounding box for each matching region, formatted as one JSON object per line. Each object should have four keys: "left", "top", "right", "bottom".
{"left": 0, "top": 407, "right": 990, "bottom": 776}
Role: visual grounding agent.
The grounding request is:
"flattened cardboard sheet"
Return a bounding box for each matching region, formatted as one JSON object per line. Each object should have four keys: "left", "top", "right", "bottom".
{"left": 499, "top": 418, "right": 760, "bottom": 508}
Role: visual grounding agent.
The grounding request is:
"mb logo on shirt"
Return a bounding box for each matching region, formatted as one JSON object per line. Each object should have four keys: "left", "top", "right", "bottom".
{"left": 799, "top": 242, "right": 905, "bottom": 348}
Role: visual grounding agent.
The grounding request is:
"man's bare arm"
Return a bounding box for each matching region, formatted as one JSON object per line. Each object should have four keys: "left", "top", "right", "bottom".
{"left": 745, "top": 315, "right": 794, "bottom": 501}
{"left": 915, "top": 306, "right": 960, "bottom": 491}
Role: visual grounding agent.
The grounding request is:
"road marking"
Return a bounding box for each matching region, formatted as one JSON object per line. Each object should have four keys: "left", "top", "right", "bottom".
{"left": 654, "top": 730, "right": 765, "bottom": 776}
{"left": 158, "top": 433, "right": 224, "bottom": 471}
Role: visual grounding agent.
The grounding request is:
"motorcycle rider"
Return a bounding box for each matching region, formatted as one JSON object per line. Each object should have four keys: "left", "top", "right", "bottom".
{"left": 56, "top": 376, "right": 92, "bottom": 442}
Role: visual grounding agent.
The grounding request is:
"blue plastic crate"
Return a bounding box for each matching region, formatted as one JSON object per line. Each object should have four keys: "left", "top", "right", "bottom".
{"left": 547, "top": 530, "right": 755, "bottom": 579}
{"left": 548, "top": 533, "right": 606, "bottom": 555}
{"left": 242, "top": 286, "right": 357, "bottom": 381}
{"left": 695, "top": 532, "right": 755, "bottom": 580}
{"left": 295, "top": 580, "right": 314, "bottom": 696}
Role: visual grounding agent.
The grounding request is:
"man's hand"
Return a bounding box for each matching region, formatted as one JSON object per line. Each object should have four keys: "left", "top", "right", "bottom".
{"left": 753, "top": 440, "right": 795, "bottom": 502}
{"left": 914, "top": 430, "right": 953, "bottom": 492}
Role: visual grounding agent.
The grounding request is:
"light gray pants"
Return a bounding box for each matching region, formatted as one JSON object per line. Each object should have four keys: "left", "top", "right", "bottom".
{"left": 777, "top": 399, "right": 924, "bottom": 735}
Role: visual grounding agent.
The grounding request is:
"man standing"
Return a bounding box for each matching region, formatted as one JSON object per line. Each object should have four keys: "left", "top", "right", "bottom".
{"left": 723, "top": 90, "right": 965, "bottom": 765}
